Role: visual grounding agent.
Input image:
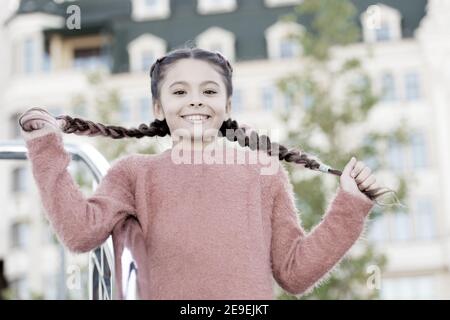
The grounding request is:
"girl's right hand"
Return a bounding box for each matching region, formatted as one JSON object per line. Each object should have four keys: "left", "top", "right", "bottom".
{"left": 19, "top": 107, "right": 66, "bottom": 133}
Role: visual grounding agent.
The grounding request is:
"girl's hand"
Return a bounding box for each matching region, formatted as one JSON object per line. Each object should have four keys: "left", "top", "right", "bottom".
{"left": 340, "top": 157, "right": 378, "bottom": 201}
{"left": 19, "top": 107, "right": 66, "bottom": 132}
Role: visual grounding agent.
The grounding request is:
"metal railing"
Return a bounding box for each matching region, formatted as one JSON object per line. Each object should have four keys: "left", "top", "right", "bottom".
{"left": 0, "top": 138, "right": 121, "bottom": 300}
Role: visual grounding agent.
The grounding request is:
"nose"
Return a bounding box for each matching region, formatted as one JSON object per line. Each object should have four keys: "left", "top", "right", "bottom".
{"left": 189, "top": 90, "right": 204, "bottom": 108}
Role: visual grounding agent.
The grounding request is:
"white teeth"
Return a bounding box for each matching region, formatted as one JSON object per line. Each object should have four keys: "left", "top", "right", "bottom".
{"left": 182, "top": 115, "right": 210, "bottom": 122}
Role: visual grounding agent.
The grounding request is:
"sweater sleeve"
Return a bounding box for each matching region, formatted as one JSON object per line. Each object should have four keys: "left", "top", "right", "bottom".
{"left": 270, "top": 163, "right": 375, "bottom": 296}
{"left": 25, "top": 131, "right": 137, "bottom": 253}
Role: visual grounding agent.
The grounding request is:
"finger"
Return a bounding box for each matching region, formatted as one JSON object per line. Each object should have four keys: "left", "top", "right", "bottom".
{"left": 358, "top": 175, "right": 376, "bottom": 190}
{"left": 20, "top": 112, "right": 53, "bottom": 126}
{"left": 351, "top": 161, "right": 365, "bottom": 178}
{"left": 31, "top": 121, "right": 45, "bottom": 130}
{"left": 355, "top": 166, "right": 371, "bottom": 184}
{"left": 364, "top": 180, "right": 379, "bottom": 192}
{"left": 342, "top": 156, "right": 357, "bottom": 177}
{"left": 19, "top": 112, "right": 40, "bottom": 125}
{"left": 26, "top": 107, "right": 53, "bottom": 118}
{"left": 56, "top": 119, "right": 67, "bottom": 130}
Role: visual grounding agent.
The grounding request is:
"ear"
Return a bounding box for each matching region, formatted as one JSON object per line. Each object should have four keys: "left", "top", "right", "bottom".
{"left": 153, "top": 102, "right": 165, "bottom": 121}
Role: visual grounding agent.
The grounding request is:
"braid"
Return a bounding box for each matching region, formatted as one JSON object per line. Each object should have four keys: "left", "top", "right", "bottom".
{"left": 55, "top": 115, "right": 170, "bottom": 139}
{"left": 219, "top": 118, "right": 398, "bottom": 205}
{"left": 54, "top": 114, "right": 398, "bottom": 205}
{"left": 214, "top": 51, "right": 233, "bottom": 74}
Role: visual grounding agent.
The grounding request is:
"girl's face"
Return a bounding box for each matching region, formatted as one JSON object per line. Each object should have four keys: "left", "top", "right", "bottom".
{"left": 154, "top": 58, "right": 231, "bottom": 144}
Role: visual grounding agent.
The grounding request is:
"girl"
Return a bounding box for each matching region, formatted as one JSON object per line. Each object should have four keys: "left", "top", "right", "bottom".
{"left": 19, "top": 47, "right": 388, "bottom": 300}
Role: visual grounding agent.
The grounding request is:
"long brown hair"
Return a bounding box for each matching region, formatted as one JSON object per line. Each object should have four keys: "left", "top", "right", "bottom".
{"left": 53, "top": 46, "right": 398, "bottom": 205}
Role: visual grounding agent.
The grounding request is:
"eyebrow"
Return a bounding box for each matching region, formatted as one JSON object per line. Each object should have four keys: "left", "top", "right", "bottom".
{"left": 169, "top": 80, "right": 220, "bottom": 88}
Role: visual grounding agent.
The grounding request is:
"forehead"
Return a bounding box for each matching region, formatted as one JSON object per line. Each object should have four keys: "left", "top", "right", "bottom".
{"left": 162, "top": 58, "right": 223, "bottom": 87}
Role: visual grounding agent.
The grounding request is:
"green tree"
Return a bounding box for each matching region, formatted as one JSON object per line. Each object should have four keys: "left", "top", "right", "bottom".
{"left": 274, "top": 0, "right": 410, "bottom": 299}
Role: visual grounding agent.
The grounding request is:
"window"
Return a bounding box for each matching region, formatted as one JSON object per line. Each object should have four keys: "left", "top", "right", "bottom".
{"left": 265, "top": 21, "right": 303, "bottom": 60}
{"left": 12, "top": 167, "right": 28, "bottom": 193}
{"left": 381, "top": 276, "right": 436, "bottom": 299}
{"left": 361, "top": 4, "right": 402, "bottom": 43}
{"left": 231, "top": 88, "right": 242, "bottom": 113}
{"left": 11, "top": 222, "right": 30, "bottom": 249}
{"left": 73, "top": 47, "right": 109, "bottom": 71}
{"left": 41, "top": 223, "right": 57, "bottom": 245}
{"left": 391, "top": 210, "right": 413, "bottom": 241}
{"left": 261, "top": 86, "right": 275, "bottom": 111}
{"left": 42, "top": 50, "right": 51, "bottom": 72}
{"left": 145, "top": 0, "right": 158, "bottom": 7}
{"left": 410, "top": 132, "right": 427, "bottom": 168}
{"left": 127, "top": 34, "right": 166, "bottom": 73}
{"left": 141, "top": 50, "right": 155, "bottom": 72}
{"left": 279, "top": 37, "right": 298, "bottom": 58}
{"left": 264, "top": 0, "right": 302, "bottom": 7}
{"left": 120, "top": 99, "right": 132, "bottom": 122}
{"left": 415, "top": 198, "right": 436, "bottom": 240}
{"left": 197, "top": 0, "right": 237, "bottom": 15}
{"left": 140, "top": 97, "right": 152, "bottom": 122}
{"left": 375, "top": 21, "right": 391, "bottom": 41}
{"left": 405, "top": 72, "right": 421, "bottom": 101}
{"left": 131, "top": 0, "right": 170, "bottom": 21}
{"left": 387, "top": 139, "right": 403, "bottom": 172}
{"left": 381, "top": 73, "right": 396, "bottom": 102}
{"left": 283, "top": 92, "right": 292, "bottom": 109}
{"left": 24, "top": 38, "right": 34, "bottom": 74}
{"left": 368, "top": 211, "right": 388, "bottom": 243}
{"left": 42, "top": 39, "right": 51, "bottom": 72}
{"left": 195, "top": 27, "right": 236, "bottom": 63}
{"left": 362, "top": 136, "right": 379, "bottom": 169}
{"left": 303, "top": 94, "right": 314, "bottom": 110}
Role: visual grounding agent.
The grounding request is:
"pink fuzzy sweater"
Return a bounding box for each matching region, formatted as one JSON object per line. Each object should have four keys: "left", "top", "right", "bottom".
{"left": 24, "top": 131, "right": 374, "bottom": 300}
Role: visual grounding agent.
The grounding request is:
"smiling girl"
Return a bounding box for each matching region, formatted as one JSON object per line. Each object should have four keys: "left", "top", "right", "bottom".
{"left": 18, "top": 47, "right": 389, "bottom": 300}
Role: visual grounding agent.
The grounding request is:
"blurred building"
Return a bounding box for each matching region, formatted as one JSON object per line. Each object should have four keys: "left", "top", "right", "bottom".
{"left": 0, "top": 0, "right": 449, "bottom": 299}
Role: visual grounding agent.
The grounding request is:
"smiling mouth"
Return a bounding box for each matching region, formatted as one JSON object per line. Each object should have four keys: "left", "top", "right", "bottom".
{"left": 181, "top": 114, "right": 212, "bottom": 124}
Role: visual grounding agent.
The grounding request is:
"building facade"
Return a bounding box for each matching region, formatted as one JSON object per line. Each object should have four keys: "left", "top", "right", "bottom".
{"left": 0, "top": 0, "right": 448, "bottom": 299}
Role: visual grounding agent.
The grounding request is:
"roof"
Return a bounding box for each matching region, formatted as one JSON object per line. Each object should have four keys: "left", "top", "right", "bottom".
{"left": 12, "top": 0, "right": 428, "bottom": 73}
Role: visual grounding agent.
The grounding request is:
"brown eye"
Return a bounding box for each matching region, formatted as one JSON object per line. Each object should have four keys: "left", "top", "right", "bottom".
{"left": 173, "top": 90, "right": 185, "bottom": 95}
{"left": 205, "top": 90, "right": 217, "bottom": 95}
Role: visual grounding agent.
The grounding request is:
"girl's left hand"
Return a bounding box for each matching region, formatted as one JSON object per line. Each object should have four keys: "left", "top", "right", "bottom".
{"left": 340, "top": 157, "right": 378, "bottom": 201}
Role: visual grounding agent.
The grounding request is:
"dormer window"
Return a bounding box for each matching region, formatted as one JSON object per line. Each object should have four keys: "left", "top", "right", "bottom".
{"left": 131, "top": 0, "right": 171, "bottom": 21}
{"left": 196, "top": 27, "right": 236, "bottom": 62}
{"left": 361, "top": 4, "right": 402, "bottom": 43}
{"left": 265, "top": 21, "right": 303, "bottom": 59}
{"left": 128, "top": 34, "right": 166, "bottom": 73}
{"left": 197, "top": 0, "right": 237, "bottom": 15}
{"left": 264, "top": 0, "right": 302, "bottom": 8}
